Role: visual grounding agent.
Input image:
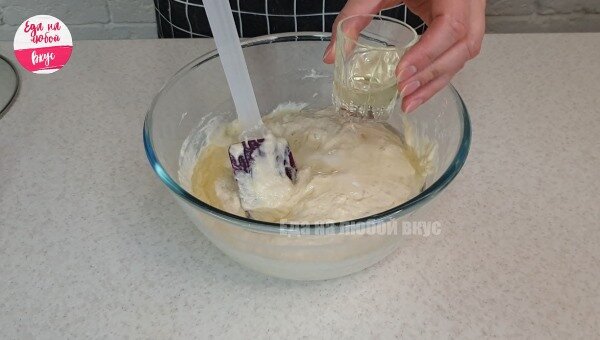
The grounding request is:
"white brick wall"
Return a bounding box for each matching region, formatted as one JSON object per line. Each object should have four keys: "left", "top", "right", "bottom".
{"left": 0, "top": 0, "right": 599, "bottom": 41}
{"left": 0, "top": 0, "right": 157, "bottom": 41}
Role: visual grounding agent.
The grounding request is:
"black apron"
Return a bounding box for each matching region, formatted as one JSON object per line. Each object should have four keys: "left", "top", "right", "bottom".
{"left": 154, "top": 0, "right": 425, "bottom": 38}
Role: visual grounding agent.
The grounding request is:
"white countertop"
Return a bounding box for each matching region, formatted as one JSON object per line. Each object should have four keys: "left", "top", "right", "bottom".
{"left": 1, "top": 34, "right": 599, "bottom": 338}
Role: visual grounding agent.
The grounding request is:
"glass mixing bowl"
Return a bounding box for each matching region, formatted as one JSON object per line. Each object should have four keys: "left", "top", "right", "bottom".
{"left": 144, "top": 33, "right": 470, "bottom": 280}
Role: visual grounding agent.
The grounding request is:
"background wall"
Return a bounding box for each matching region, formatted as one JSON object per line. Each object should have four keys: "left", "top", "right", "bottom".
{"left": 487, "top": 0, "right": 600, "bottom": 32}
{"left": 0, "top": 0, "right": 156, "bottom": 40}
{"left": 0, "top": 0, "right": 599, "bottom": 41}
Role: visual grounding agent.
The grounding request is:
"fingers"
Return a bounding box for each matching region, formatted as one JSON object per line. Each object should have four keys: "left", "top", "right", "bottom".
{"left": 399, "top": 42, "right": 469, "bottom": 112}
{"left": 402, "top": 75, "right": 451, "bottom": 113}
{"left": 399, "top": 39, "right": 470, "bottom": 97}
{"left": 323, "top": 0, "right": 392, "bottom": 63}
{"left": 395, "top": 15, "right": 468, "bottom": 113}
{"left": 467, "top": 0, "right": 486, "bottom": 58}
{"left": 398, "top": 0, "right": 486, "bottom": 113}
{"left": 395, "top": 14, "right": 466, "bottom": 82}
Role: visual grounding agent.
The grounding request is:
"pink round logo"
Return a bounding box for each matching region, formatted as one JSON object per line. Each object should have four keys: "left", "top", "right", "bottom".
{"left": 13, "top": 15, "right": 73, "bottom": 74}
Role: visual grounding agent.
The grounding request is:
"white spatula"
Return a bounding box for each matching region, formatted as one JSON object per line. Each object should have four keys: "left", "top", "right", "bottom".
{"left": 203, "top": 0, "right": 297, "bottom": 212}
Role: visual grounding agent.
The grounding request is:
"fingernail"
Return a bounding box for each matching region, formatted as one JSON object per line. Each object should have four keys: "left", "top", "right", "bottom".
{"left": 400, "top": 80, "right": 420, "bottom": 97}
{"left": 404, "top": 99, "right": 423, "bottom": 113}
{"left": 323, "top": 44, "right": 333, "bottom": 61}
{"left": 396, "top": 65, "right": 417, "bottom": 82}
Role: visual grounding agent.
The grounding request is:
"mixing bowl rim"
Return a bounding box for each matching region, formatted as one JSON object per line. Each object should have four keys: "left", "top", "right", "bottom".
{"left": 143, "top": 32, "right": 471, "bottom": 233}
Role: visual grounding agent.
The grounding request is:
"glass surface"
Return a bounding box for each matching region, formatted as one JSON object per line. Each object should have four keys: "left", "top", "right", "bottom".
{"left": 144, "top": 33, "right": 470, "bottom": 280}
{"left": 333, "top": 15, "right": 418, "bottom": 121}
{"left": 0, "top": 55, "right": 19, "bottom": 118}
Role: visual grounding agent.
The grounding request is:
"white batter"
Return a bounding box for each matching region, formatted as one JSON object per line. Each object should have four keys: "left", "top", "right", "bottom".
{"left": 191, "top": 106, "right": 427, "bottom": 223}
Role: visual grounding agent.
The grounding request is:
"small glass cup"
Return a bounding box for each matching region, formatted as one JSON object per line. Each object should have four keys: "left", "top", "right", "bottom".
{"left": 333, "top": 14, "right": 418, "bottom": 121}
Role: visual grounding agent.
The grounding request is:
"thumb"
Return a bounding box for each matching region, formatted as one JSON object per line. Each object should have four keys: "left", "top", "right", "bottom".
{"left": 323, "top": 0, "right": 389, "bottom": 64}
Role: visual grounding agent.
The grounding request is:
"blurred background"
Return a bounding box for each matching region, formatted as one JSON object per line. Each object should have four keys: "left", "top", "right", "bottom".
{"left": 0, "top": 0, "right": 598, "bottom": 41}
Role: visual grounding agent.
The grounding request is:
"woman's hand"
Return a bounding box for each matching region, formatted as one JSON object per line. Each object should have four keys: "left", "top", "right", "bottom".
{"left": 323, "top": 0, "right": 486, "bottom": 113}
